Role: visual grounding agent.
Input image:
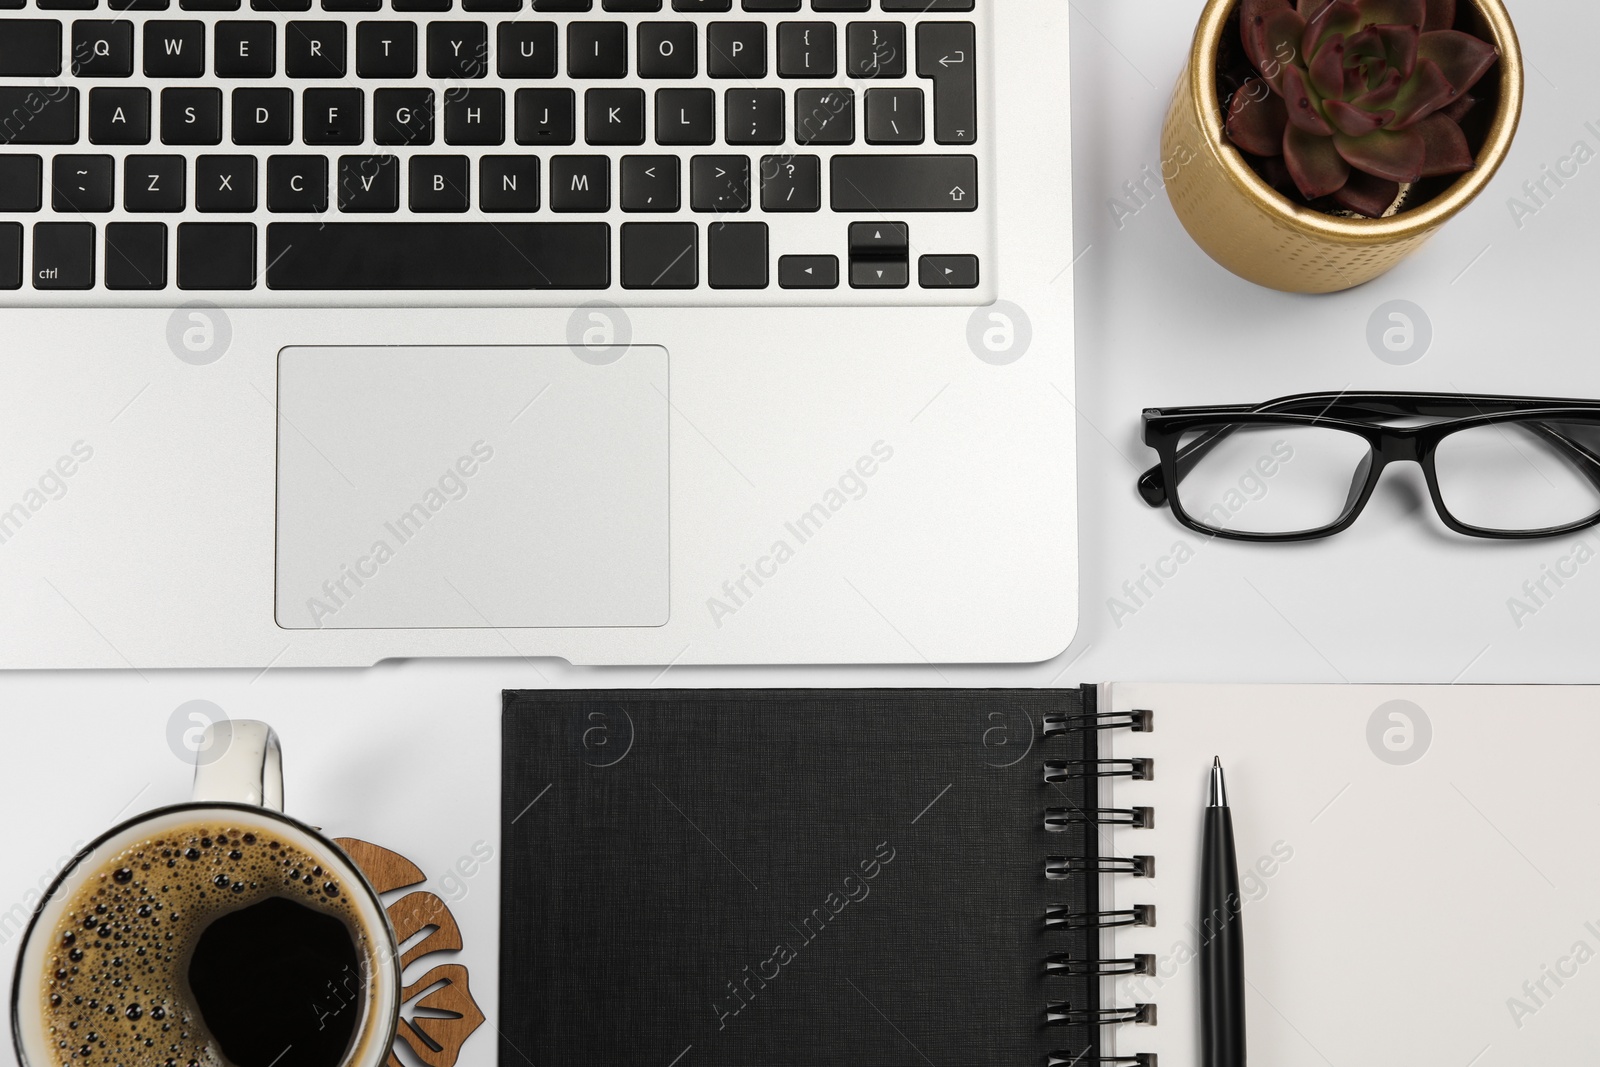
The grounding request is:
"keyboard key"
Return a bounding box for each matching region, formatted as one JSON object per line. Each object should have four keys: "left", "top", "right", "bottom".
{"left": 104, "top": 221, "right": 167, "bottom": 289}
{"left": 619, "top": 154, "right": 677, "bottom": 211}
{"left": 497, "top": 22, "right": 556, "bottom": 77}
{"left": 443, "top": 87, "right": 503, "bottom": 144}
{"left": 723, "top": 87, "right": 782, "bottom": 145}
{"left": 776, "top": 22, "right": 833, "bottom": 78}
{"left": 0, "top": 88, "right": 79, "bottom": 145}
{"left": 919, "top": 253, "right": 977, "bottom": 288}
{"left": 848, "top": 220, "right": 905, "bottom": 255}
{"left": 794, "top": 87, "right": 852, "bottom": 144}
{"left": 464, "top": 0, "right": 519, "bottom": 10}
{"left": 849, "top": 256, "right": 906, "bottom": 288}
{"left": 777, "top": 253, "right": 836, "bottom": 289}
{"left": 408, "top": 154, "right": 468, "bottom": 210}
{"left": 256, "top": 0, "right": 312, "bottom": 8}
{"left": 515, "top": 87, "right": 573, "bottom": 144}
{"left": 52, "top": 154, "right": 114, "bottom": 212}
{"left": 285, "top": 21, "right": 347, "bottom": 76}
{"left": 845, "top": 22, "right": 904, "bottom": 79}
{"left": 374, "top": 87, "right": 434, "bottom": 144}
{"left": 88, "top": 87, "right": 151, "bottom": 144}
{"left": 637, "top": 22, "right": 695, "bottom": 78}
{"left": 0, "top": 156, "right": 43, "bottom": 211}
{"left": 864, "top": 87, "right": 922, "bottom": 144}
{"left": 584, "top": 87, "right": 643, "bottom": 145}
{"left": 568, "top": 22, "right": 627, "bottom": 78}
{"left": 759, "top": 153, "right": 818, "bottom": 211}
{"left": 33, "top": 222, "right": 95, "bottom": 289}
{"left": 71, "top": 20, "right": 134, "bottom": 77}
{"left": 40, "top": 0, "right": 101, "bottom": 8}
{"left": 195, "top": 155, "right": 256, "bottom": 210}
{"left": 393, "top": 0, "right": 451, "bottom": 11}
{"left": 707, "top": 220, "right": 765, "bottom": 289}
{"left": 689, "top": 154, "right": 748, "bottom": 213}
{"left": 0, "top": 22, "right": 63, "bottom": 77}
{"left": 479, "top": 155, "right": 539, "bottom": 211}
{"left": 548, "top": 155, "right": 607, "bottom": 211}
{"left": 304, "top": 87, "right": 364, "bottom": 143}
{"left": 356, "top": 21, "right": 417, "bottom": 76}
{"left": 621, "top": 221, "right": 694, "bottom": 289}
{"left": 883, "top": 0, "right": 972, "bottom": 9}
{"left": 916, "top": 21, "right": 975, "bottom": 144}
{"left": 707, "top": 22, "right": 764, "bottom": 78}
{"left": 233, "top": 87, "right": 294, "bottom": 144}
{"left": 216, "top": 22, "right": 275, "bottom": 76}
{"left": 266, "top": 154, "right": 327, "bottom": 211}
{"left": 809, "top": 0, "right": 866, "bottom": 9}
{"left": 741, "top": 0, "right": 799, "bottom": 8}
{"left": 427, "top": 21, "right": 488, "bottom": 78}
{"left": 338, "top": 154, "right": 399, "bottom": 211}
{"left": 831, "top": 154, "right": 976, "bottom": 211}
{"left": 0, "top": 223, "right": 19, "bottom": 289}
{"left": 264, "top": 222, "right": 610, "bottom": 288}
{"left": 162, "top": 87, "right": 222, "bottom": 143}
{"left": 324, "top": 0, "right": 381, "bottom": 9}
{"left": 672, "top": 0, "right": 728, "bottom": 9}
{"left": 123, "top": 154, "right": 185, "bottom": 210}
{"left": 536, "top": 0, "right": 590, "bottom": 8}
{"left": 655, "top": 88, "right": 713, "bottom": 146}
{"left": 144, "top": 21, "right": 206, "bottom": 77}
{"left": 182, "top": 0, "right": 242, "bottom": 10}
{"left": 177, "top": 221, "right": 256, "bottom": 288}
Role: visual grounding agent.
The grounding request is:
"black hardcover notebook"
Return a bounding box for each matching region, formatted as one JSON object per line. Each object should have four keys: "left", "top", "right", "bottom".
{"left": 499, "top": 689, "right": 1156, "bottom": 1067}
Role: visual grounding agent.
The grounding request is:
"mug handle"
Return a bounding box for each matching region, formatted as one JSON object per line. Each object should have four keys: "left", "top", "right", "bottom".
{"left": 190, "top": 720, "right": 285, "bottom": 812}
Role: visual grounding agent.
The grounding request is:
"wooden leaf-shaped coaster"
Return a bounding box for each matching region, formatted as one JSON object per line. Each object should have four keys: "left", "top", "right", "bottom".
{"left": 335, "top": 838, "right": 486, "bottom": 1067}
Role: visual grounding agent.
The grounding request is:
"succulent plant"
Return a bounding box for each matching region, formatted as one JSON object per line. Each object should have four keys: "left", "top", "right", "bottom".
{"left": 1225, "top": 0, "right": 1500, "bottom": 217}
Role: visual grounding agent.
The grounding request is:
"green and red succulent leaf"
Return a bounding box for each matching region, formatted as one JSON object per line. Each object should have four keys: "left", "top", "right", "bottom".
{"left": 1224, "top": 0, "right": 1499, "bottom": 215}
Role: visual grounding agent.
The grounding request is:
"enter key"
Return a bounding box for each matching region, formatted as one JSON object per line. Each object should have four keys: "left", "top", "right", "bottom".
{"left": 916, "top": 21, "right": 976, "bottom": 146}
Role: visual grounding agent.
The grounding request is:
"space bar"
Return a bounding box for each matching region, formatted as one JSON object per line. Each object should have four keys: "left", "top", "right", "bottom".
{"left": 265, "top": 223, "right": 611, "bottom": 290}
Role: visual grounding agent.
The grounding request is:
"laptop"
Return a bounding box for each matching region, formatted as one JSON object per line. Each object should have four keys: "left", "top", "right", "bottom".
{"left": 0, "top": 0, "right": 1077, "bottom": 669}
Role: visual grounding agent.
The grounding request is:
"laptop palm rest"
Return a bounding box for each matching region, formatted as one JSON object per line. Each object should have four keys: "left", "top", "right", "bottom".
{"left": 274, "top": 345, "right": 669, "bottom": 630}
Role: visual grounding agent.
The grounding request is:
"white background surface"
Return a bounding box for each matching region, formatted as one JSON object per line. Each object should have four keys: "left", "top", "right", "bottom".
{"left": 4, "top": 0, "right": 1596, "bottom": 1063}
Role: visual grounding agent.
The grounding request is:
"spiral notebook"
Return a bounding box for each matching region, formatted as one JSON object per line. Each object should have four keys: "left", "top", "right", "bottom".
{"left": 501, "top": 685, "right": 1600, "bottom": 1066}
{"left": 499, "top": 687, "right": 1152, "bottom": 1067}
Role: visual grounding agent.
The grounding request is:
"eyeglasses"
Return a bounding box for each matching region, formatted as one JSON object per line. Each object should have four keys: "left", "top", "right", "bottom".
{"left": 1139, "top": 393, "right": 1600, "bottom": 542}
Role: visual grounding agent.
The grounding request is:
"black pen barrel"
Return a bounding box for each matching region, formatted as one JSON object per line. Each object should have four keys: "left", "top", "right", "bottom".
{"left": 1200, "top": 804, "right": 1246, "bottom": 1067}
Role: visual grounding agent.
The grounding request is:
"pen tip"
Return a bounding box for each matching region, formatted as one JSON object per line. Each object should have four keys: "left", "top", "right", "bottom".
{"left": 1213, "top": 756, "right": 1222, "bottom": 769}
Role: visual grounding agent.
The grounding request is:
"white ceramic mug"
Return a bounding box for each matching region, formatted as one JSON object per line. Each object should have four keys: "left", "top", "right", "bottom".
{"left": 10, "top": 721, "right": 401, "bottom": 1067}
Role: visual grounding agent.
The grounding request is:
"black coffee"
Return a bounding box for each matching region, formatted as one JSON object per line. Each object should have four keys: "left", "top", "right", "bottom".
{"left": 189, "top": 897, "right": 361, "bottom": 1067}
{"left": 37, "top": 818, "right": 377, "bottom": 1067}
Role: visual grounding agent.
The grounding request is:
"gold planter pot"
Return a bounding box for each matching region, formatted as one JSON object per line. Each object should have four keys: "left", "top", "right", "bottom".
{"left": 1162, "top": 0, "right": 1523, "bottom": 294}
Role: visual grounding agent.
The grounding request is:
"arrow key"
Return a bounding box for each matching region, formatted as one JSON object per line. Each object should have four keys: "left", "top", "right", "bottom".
{"left": 850, "top": 257, "right": 909, "bottom": 290}
{"left": 778, "top": 254, "right": 839, "bottom": 290}
{"left": 918, "top": 254, "right": 979, "bottom": 289}
{"left": 849, "top": 221, "right": 907, "bottom": 256}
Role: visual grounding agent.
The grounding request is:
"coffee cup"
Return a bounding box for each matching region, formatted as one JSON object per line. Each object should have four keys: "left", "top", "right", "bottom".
{"left": 10, "top": 721, "right": 401, "bottom": 1067}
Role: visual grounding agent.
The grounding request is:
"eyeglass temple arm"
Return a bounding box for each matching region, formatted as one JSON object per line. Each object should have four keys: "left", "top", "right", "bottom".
{"left": 1139, "top": 425, "right": 1240, "bottom": 507}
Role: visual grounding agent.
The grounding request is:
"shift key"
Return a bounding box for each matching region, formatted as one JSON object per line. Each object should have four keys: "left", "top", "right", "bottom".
{"left": 0, "top": 88, "right": 80, "bottom": 145}
{"left": 831, "top": 155, "right": 977, "bottom": 212}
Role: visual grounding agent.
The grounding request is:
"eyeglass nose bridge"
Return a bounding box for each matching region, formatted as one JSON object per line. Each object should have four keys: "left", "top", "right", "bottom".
{"left": 1373, "top": 429, "right": 1427, "bottom": 465}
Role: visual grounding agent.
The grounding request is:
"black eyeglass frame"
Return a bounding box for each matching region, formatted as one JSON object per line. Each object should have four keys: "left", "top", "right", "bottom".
{"left": 1139, "top": 392, "right": 1600, "bottom": 542}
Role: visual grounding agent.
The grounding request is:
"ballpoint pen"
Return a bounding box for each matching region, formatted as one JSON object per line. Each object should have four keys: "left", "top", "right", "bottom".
{"left": 1201, "top": 757, "right": 1246, "bottom": 1067}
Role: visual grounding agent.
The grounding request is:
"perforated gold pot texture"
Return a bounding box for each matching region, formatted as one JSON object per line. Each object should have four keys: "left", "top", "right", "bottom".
{"left": 1161, "top": 0, "right": 1523, "bottom": 294}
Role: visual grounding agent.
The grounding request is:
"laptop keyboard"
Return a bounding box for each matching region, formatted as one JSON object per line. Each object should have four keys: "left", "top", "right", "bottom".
{"left": 0, "top": 0, "right": 991, "bottom": 301}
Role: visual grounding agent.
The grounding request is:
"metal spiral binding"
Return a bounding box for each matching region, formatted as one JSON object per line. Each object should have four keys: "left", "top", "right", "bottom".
{"left": 1043, "top": 758, "right": 1153, "bottom": 783}
{"left": 1043, "top": 904, "right": 1155, "bottom": 931}
{"left": 1045, "top": 806, "right": 1154, "bottom": 830}
{"left": 1045, "top": 952, "right": 1156, "bottom": 978}
{"left": 1043, "top": 703, "right": 1154, "bottom": 1067}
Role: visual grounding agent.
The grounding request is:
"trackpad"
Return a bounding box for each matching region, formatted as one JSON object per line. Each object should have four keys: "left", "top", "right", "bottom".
{"left": 275, "top": 345, "right": 669, "bottom": 630}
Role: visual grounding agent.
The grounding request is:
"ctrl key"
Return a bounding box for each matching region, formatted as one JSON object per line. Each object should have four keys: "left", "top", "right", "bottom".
{"left": 33, "top": 222, "right": 95, "bottom": 290}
